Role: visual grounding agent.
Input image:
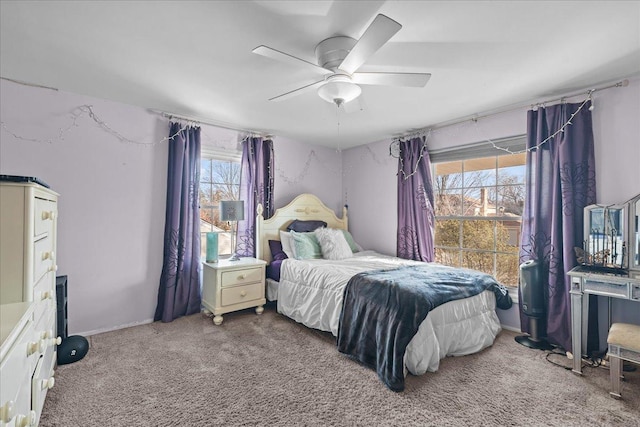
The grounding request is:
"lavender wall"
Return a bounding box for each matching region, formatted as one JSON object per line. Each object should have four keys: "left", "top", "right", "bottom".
{"left": 3, "top": 75, "right": 637, "bottom": 337}
{"left": 0, "top": 79, "right": 342, "bottom": 335}
{"left": 272, "top": 136, "right": 342, "bottom": 214}
{"left": 344, "top": 77, "right": 640, "bottom": 333}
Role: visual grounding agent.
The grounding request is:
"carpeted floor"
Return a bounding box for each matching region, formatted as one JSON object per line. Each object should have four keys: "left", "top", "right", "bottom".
{"left": 40, "top": 305, "right": 640, "bottom": 426}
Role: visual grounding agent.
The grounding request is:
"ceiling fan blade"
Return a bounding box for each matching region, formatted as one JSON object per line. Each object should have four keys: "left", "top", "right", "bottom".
{"left": 253, "top": 45, "right": 332, "bottom": 75}
{"left": 352, "top": 72, "right": 431, "bottom": 87}
{"left": 337, "top": 14, "right": 402, "bottom": 75}
{"left": 268, "top": 79, "right": 326, "bottom": 102}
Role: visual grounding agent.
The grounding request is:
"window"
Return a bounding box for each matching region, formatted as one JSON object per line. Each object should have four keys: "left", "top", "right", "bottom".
{"left": 432, "top": 137, "right": 526, "bottom": 287}
{"left": 199, "top": 157, "right": 241, "bottom": 259}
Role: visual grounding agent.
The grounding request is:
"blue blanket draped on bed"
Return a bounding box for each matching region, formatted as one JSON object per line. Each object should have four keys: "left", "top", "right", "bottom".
{"left": 336, "top": 263, "right": 512, "bottom": 392}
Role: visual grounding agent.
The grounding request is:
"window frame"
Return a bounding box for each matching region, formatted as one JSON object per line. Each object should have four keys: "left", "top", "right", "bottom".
{"left": 431, "top": 135, "right": 526, "bottom": 289}
{"left": 199, "top": 147, "right": 242, "bottom": 258}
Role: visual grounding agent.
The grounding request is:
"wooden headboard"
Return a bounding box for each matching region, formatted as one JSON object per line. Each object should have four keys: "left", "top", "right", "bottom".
{"left": 256, "top": 193, "right": 348, "bottom": 264}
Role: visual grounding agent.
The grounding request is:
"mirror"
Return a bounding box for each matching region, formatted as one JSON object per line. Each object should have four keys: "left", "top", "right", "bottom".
{"left": 629, "top": 194, "right": 640, "bottom": 271}
{"left": 582, "top": 204, "right": 626, "bottom": 268}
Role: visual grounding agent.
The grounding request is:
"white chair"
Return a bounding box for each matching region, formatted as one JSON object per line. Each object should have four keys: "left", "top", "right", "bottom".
{"left": 607, "top": 323, "right": 640, "bottom": 399}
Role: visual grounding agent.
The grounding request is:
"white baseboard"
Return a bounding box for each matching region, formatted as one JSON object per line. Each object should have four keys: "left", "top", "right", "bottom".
{"left": 500, "top": 324, "right": 522, "bottom": 333}
{"left": 73, "top": 318, "right": 155, "bottom": 337}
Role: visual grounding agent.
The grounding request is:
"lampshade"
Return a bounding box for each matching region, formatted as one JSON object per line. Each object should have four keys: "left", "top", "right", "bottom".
{"left": 220, "top": 200, "right": 245, "bottom": 221}
{"left": 317, "top": 78, "right": 362, "bottom": 104}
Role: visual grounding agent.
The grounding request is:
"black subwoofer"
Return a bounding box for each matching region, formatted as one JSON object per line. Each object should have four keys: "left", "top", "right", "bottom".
{"left": 57, "top": 336, "right": 89, "bottom": 365}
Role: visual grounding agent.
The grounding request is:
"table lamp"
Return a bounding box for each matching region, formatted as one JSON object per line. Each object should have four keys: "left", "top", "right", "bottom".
{"left": 220, "top": 200, "right": 244, "bottom": 261}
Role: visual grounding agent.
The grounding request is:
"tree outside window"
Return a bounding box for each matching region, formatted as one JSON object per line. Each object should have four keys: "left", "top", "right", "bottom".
{"left": 199, "top": 158, "right": 241, "bottom": 258}
{"left": 433, "top": 153, "right": 525, "bottom": 287}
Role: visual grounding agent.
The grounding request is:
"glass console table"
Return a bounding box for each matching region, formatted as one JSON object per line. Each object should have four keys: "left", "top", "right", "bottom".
{"left": 568, "top": 266, "right": 640, "bottom": 374}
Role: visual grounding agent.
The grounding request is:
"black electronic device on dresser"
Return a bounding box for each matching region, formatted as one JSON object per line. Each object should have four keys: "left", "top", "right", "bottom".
{"left": 56, "top": 275, "right": 89, "bottom": 365}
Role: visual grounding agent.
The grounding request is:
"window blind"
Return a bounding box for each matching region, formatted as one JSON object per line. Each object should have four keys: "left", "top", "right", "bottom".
{"left": 429, "top": 134, "right": 526, "bottom": 163}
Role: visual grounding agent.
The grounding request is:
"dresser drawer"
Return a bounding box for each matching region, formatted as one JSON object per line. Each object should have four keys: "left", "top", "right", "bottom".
{"left": 33, "top": 237, "right": 55, "bottom": 283}
{"left": 31, "top": 347, "right": 56, "bottom": 426}
{"left": 583, "top": 279, "right": 629, "bottom": 298}
{"left": 34, "top": 198, "right": 56, "bottom": 238}
{"left": 0, "top": 318, "right": 36, "bottom": 426}
{"left": 220, "top": 267, "right": 263, "bottom": 287}
{"left": 34, "top": 309, "right": 57, "bottom": 351}
{"left": 33, "top": 271, "right": 56, "bottom": 324}
{"left": 221, "top": 282, "right": 263, "bottom": 306}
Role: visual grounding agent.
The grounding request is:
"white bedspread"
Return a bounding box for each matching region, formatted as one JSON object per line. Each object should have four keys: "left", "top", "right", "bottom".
{"left": 277, "top": 251, "right": 502, "bottom": 375}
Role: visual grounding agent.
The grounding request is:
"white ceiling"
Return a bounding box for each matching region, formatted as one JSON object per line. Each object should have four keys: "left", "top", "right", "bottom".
{"left": 1, "top": 1, "right": 639, "bottom": 150}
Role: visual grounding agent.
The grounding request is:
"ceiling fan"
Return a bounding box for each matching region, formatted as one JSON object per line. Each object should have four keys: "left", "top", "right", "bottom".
{"left": 252, "top": 14, "right": 431, "bottom": 107}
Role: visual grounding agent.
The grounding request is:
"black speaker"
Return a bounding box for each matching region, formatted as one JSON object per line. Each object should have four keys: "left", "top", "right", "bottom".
{"left": 57, "top": 335, "right": 89, "bottom": 365}
{"left": 56, "top": 275, "right": 68, "bottom": 340}
{"left": 515, "top": 260, "right": 553, "bottom": 350}
{"left": 55, "top": 275, "right": 90, "bottom": 364}
{"left": 519, "top": 260, "right": 545, "bottom": 317}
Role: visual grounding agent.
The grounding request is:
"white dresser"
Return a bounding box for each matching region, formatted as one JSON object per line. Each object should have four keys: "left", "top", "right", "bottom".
{"left": 1, "top": 182, "right": 60, "bottom": 426}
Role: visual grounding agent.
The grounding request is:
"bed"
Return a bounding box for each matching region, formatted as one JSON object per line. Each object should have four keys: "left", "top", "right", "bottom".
{"left": 256, "top": 194, "right": 511, "bottom": 391}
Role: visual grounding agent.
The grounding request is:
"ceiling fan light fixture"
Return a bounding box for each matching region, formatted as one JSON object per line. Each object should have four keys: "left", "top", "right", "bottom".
{"left": 317, "top": 80, "right": 362, "bottom": 104}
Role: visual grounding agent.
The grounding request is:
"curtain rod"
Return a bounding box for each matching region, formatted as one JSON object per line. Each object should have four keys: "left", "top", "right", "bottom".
{"left": 428, "top": 79, "right": 630, "bottom": 131}
{"left": 152, "top": 109, "right": 272, "bottom": 139}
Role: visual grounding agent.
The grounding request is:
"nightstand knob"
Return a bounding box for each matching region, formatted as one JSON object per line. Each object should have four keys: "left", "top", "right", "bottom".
{"left": 239, "top": 274, "right": 246, "bottom": 280}
{"left": 240, "top": 290, "right": 247, "bottom": 297}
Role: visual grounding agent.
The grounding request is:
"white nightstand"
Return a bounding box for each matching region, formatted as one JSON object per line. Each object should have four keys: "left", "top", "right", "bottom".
{"left": 202, "top": 257, "right": 267, "bottom": 325}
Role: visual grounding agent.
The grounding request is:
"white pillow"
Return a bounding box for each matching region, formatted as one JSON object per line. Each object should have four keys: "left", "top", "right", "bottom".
{"left": 314, "top": 227, "right": 353, "bottom": 260}
{"left": 279, "top": 230, "right": 296, "bottom": 258}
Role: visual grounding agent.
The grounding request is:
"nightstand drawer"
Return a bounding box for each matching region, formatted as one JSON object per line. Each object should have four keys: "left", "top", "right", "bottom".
{"left": 221, "top": 283, "right": 263, "bottom": 306}
{"left": 220, "top": 267, "right": 263, "bottom": 287}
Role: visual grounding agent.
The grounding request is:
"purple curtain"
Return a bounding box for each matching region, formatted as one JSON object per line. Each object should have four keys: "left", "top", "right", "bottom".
{"left": 236, "top": 136, "right": 274, "bottom": 257}
{"left": 519, "top": 102, "right": 596, "bottom": 351}
{"left": 397, "top": 136, "right": 435, "bottom": 261}
{"left": 154, "top": 123, "right": 202, "bottom": 322}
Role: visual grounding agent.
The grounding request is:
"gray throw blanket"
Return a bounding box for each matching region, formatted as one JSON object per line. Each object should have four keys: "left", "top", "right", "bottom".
{"left": 337, "top": 263, "right": 512, "bottom": 392}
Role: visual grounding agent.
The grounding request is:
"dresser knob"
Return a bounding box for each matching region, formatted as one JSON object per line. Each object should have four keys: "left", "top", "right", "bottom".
{"left": 239, "top": 274, "right": 246, "bottom": 280}
{"left": 51, "top": 336, "right": 62, "bottom": 346}
{"left": 15, "top": 410, "right": 36, "bottom": 427}
{"left": 41, "top": 377, "right": 55, "bottom": 390}
{"left": 27, "top": 339, "right": 46, "bottom": 356}
{"left": 41, "top": 291, "right": 52, "bottom": 301}
{"left": 48, "top": 265, "right": 58, "bottom": 272}
{"left": 240, "top": 290, "right": 247, "bottom": 297}
{"left": 42, "top": 210, "right": 56, "bottom": 221}
{"left": 0, "top": 400, "right": 15, "bottom": 423}
{"left": 40, "top": 329, "right": 54, "bottom": 339}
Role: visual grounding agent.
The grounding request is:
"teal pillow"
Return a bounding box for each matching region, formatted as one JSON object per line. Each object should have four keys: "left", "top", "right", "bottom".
{"left": 341, "top": 229, "right": 360, "bottom": 253}
{"left": 291, "top": 231, "right": 322, "bottom": 259}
